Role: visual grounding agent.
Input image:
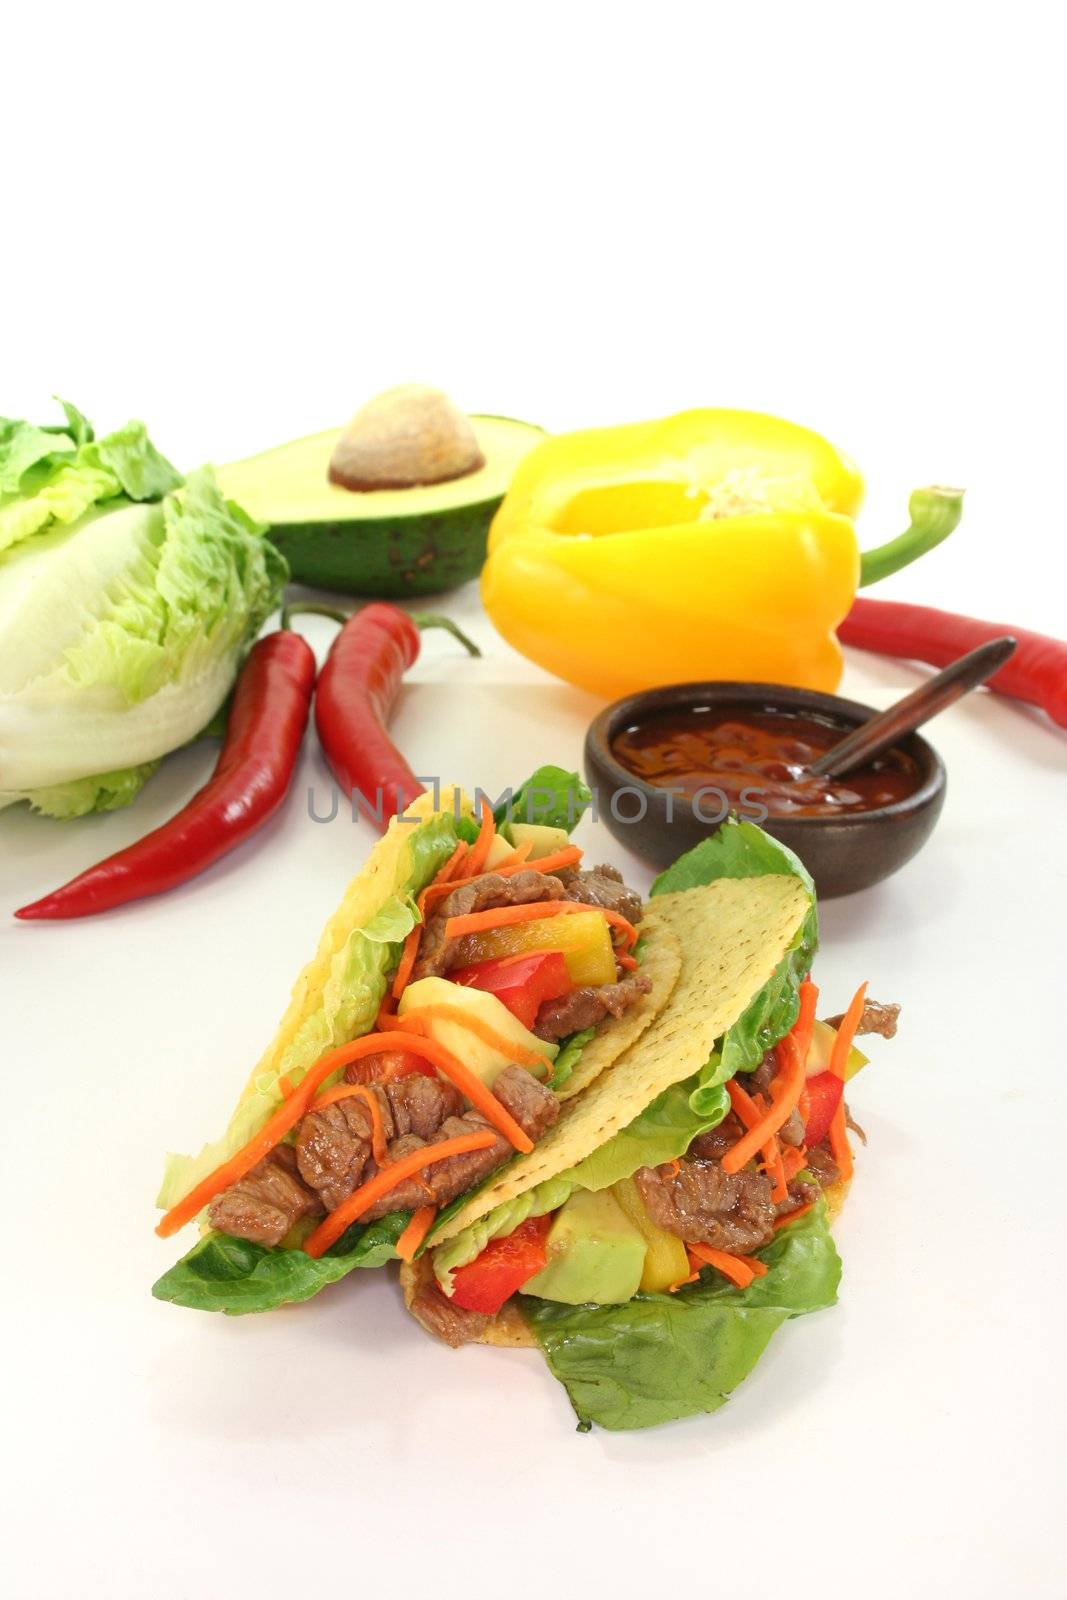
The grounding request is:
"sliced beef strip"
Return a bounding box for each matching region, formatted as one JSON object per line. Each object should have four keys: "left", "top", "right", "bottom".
{"left": 825, "top": 998, "right": 900, "bottom": 1039}
{"left": 413, "top": 868, "right": 568, "bottom": 982}
{"left": 556, "top": 864, "right": 644, "bottom": 926}
{"left": 634, "top": 1158, "right": 777, "bottom": 1254}
{"left": 294, "top": 1088, "right": 394, "bottom": 1212}
{"left": 360, "top": 1115, "right": 512, "bottom": 1220}
{"left": 803, "top": 1141, "right": 840, "bottom": 1187}
{"left": 776, "top": 1174, "right": 820, "bottom": 1216}
{"left": 689, "top": 1111, "right": 745, "bottom": 1161}
{"left": 403, "top": 1254, "right": 490, "bottom": 1348}
{"left": 533, "top": 973, "right": 652, "bottom": 1042}
{"left": 492, "top": 1062, "right": 561, "bottom": 1140}
{"left": 208, "top": 1143, "right": 323, "bottom": 1248}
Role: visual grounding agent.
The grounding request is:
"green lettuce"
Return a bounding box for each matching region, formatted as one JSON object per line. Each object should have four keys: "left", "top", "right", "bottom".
{"left": 548, "top": 1026, "right": 595, "bottom": 1091}
{"left": 0, "top": 402, "right": 285, "bottom": 817}
{"left": 522, "top": 1200, "right": 841, "bottom": 1430}
{"left": 495, "top": 764, "right": 591, "bottom": 834}
{"left": 152, "top": 1213, "right": 409, "bottom": 1315}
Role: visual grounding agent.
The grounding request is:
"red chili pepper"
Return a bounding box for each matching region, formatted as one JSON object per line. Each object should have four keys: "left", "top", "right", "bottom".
{"left": 15, "top": 631, "right": 317, "bottom": 921}
{"left": 840, "top": 597, "right": 1067, "bottom": 730}
{"left": 300, "top": 602, "right": 480, "bottom": 828}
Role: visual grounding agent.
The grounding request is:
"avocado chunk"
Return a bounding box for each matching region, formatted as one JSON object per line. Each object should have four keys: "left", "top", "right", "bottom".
{"left": 805, "top": 1018, "right": 869, "bottom": 1081}
{"left": 523, "top": 1188, "right": 646, "bottom": 1306}
{"left": 398, "top": 976, "right": 557, "bottom": 1088}
{"left": 507, "top": 823, "right": 571, "bottom": 858}
{"left": 216, "top": 411, "right": 543, "bottom": 598}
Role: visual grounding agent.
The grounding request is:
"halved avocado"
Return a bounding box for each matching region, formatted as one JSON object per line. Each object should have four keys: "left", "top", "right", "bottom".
{"left": 216, "top": 415, "right": 543, "bottom": 598}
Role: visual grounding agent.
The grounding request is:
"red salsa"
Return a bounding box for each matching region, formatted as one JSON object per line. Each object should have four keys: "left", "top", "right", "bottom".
{"left": 611, "top": 706, "right": 920, "bottom": 818}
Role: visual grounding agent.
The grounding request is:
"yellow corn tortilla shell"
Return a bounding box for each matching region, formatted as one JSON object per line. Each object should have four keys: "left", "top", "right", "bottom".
{"left": 555, "top": 921, "right": 682, "bottom": 1101}
{"left": 431, "top": 874, "right": 811, "bottom": 1248}
{"left": 401, "top": 1174, "right": 853, "bottom": 1350}
{"left": 233, "top": 787, "right": 472, "bottom": 1110}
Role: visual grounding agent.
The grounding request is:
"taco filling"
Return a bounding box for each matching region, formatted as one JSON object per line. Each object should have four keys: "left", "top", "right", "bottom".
{"left": 153, "top": 779, "right": 892, "bottom": 1433}
{"left": 200, "top": 861, "right": 653, "bottom": 1252}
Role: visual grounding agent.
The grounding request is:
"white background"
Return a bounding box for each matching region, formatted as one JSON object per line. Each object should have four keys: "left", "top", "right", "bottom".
{"left": 2, "top": 5, "right": 1065, "bottom": 1598}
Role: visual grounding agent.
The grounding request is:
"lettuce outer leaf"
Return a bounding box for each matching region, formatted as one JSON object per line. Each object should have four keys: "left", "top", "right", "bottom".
{"left": 521, "top": 1200, "right": 841, "bottom": 1431}
{"left": 548, "top": 1026, "right": 595, "bottom": 1091}
{"left": 151, "top": 1213, "right": 409, "bottom": 1315}
{"left": 495, "top": 765, "right": 591, "bottom": 834}
{"left": 1, "top": 457, "right": 285, "bottom": 814}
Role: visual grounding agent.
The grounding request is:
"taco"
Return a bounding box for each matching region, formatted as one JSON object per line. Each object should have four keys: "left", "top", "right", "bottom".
{"left": 153, "top": 772, "right": 894, "bottom": 1432}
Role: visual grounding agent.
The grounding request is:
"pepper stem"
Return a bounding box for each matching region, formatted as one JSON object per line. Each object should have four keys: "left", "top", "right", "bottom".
{"left": 858, "top": 485, "right": 965, "bottom": 587}
{"left": 411, "top": 613, "right": 482, "bottom": 657}
{"left": 280, "top": 600, "right": 350, "bottom": 630}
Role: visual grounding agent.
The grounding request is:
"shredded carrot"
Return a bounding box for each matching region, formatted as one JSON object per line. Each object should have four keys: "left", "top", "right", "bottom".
{"left": 616, "top": 953, "right": 638, "bottom": 972}
{"left": 309, "top": 1083, "right": 389, "bottom": 1166}
{"left": 829, "top": 981, "right": 869, "bottom": 1078}
{"left": 156, "top": 1031, "right": 434, "bottom": 1238}
{"left": 515, "top": 845, "right": 583, "bottom": 876}
{"left": 669, "top": 1263, "right": 701, "bottom": 1292}
{"left": 464, "top": 803, "right": 497, "bottom": 876}
{"left": 828, "top": 1096, "right": 854, "bottom": 1182}
{"left": 687, "top": 1243, "right": 768, "bottom": 1288}
{"left": 304, "top": 1130, "right": 497, "bottom": 1258}
{"left": 781, "top": 1144, "right": 807, "bottom": 1180}
{"left": 392, "top": 1004, "right": 554, "bottom": 1074}
{"left": 277, "top": 1075, "right": 295, "bottom": 1100}
{"left": 774, "top": 1200, "right": 814, "bottom": 1228}
{"left": 766, "top": 1146, "right": 789, "bottom": 1205}
{"left": 395, "top": 1205, "right": 437, "bottom": 1263}
{"left": 727, "top": 1078, "right": 785, "bottom": 1198}
{"left": 721, "top": 980, "right": 820, "bottom": 1176}
{"left": 445, "top": 899, "right": 638, "bottom": 949}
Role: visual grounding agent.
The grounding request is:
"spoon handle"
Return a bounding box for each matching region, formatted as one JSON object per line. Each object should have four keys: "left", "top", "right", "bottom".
{"left": 808, "top": 635, "right": 1018, "bottom": 780}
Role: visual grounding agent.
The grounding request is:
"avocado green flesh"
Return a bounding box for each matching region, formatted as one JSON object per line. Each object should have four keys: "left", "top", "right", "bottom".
{"left": 524, "top": 1188, "right": 647, "bottom": 1306}
{"left": 216, "top": 414, "right": 543, "bottom": 598}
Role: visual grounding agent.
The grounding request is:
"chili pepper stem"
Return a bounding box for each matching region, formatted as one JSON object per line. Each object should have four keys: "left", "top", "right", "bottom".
{"left": 858, "top": 485, "right": 965, "bottom": 588}
{"left": 410, "top": 613, "right": 481, "bottom": 657}
{"left": 280, "top": 601, "right": 349, "bottom": 630}
{"left": 282, "top": 602, "right": 480, "bottom": 656}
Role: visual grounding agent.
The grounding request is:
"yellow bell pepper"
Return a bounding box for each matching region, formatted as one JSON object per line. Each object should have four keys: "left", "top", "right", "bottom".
{"left": 482, "top": 409, "right": 962, "bottom": 700}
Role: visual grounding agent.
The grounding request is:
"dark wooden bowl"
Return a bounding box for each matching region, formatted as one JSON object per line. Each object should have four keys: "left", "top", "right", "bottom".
{"left": 584, "top": 682, "right": 947, "bottom": 898}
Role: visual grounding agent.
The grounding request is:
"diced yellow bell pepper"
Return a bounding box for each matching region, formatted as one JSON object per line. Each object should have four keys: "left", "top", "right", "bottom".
{"left": 455, "top": 908, "right": 616, "bottom": 987}
{"left": 612, "top": 1175, "right": 689, "bottom": 1293}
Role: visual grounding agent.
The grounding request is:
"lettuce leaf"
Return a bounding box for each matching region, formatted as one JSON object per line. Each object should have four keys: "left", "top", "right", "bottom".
{"left": 521, "top": 1200, "right": 841, "bottom": 1430}
{"left": 548, "top": 1026, "right": 595, "bottom": 1091}
{"left": 0, "top": 404, "right": 284, "bottom": 816}
{"left": 495, "top": 765, "right": 591, "bottom": 834}
{"left": 152, "top": 1213, "right": 409, "bottom": 1315}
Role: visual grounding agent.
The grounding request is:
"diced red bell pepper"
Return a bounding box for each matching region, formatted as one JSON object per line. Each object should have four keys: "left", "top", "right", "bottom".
{"left": 803, "top": 1070, "right": 844, "bottom": 1146}
{"left": 378, "top": 1050, "right": 439, "bottom": 1082}
{"left": 450, "top": 950, "right": 572, "bottom": 1031}
{"left": 449, "top": 1216, "right": 552, "bottom": 1314}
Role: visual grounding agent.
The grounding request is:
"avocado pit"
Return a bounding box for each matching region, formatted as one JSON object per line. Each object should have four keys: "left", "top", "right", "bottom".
{"left": 329, "top": 384, "right": 486, "bottom": 492}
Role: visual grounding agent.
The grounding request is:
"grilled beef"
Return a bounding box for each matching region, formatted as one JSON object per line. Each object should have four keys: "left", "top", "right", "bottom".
{"left": 402, "top": 1254, "right": 490, "bottom": 1348}
{"left": 556, "top": 863, "right": 643, "bottom": 926}
{"left": 825, "top": 998, "right": 900, "bottom": 1038}
{"left": 634, "top": 1158, "right": 777, "bottom": 1254}
{"left": 413, "top": 868, "right": 568, "bottom": 981}
{"left": 207, "top": 1144, "right": 322, "bottom": 1247}
{"left": 533, "top": 973, "right": 651, "bottom": 1042}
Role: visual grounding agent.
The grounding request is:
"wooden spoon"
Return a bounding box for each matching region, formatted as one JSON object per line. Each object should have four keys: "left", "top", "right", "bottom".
{"left": 807, "top": 635, "right": 1018, "bottom": 780}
